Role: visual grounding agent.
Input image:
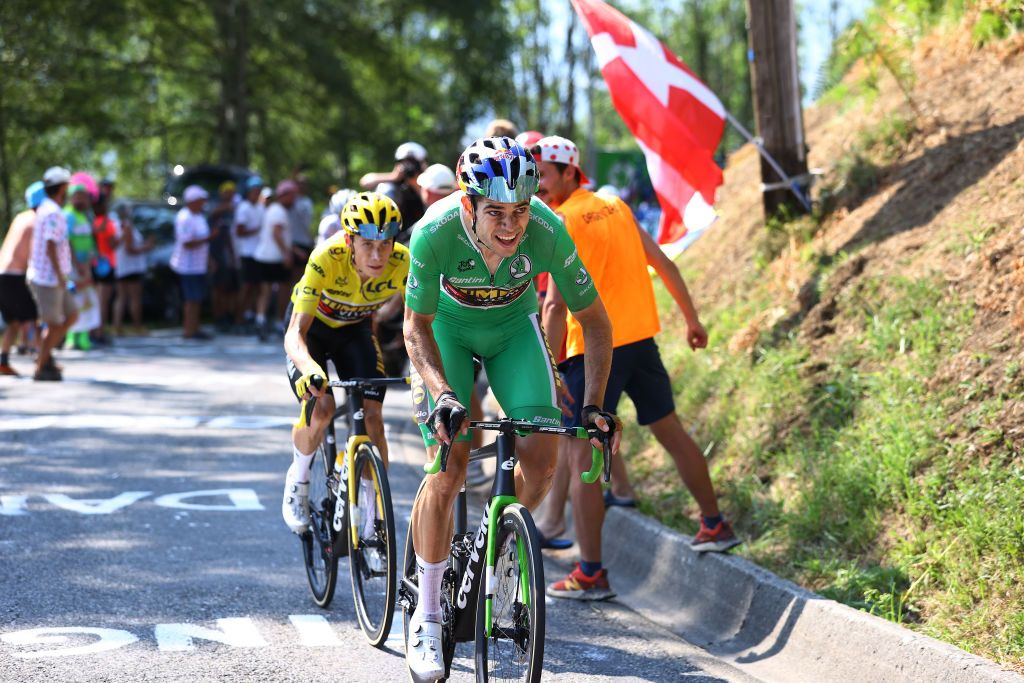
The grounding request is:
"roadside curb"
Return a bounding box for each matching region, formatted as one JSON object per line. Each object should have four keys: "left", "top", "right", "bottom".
{"left": 595, "top": 507, "right": 1023, "bottom": 683}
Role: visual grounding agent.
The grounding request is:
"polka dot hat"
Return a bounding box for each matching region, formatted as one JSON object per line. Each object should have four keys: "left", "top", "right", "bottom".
{"left": 532, "top": 135, "right": 591, "bottom": 185}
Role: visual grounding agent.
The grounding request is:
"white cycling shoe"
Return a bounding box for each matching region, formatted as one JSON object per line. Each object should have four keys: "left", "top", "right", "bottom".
{"left": 406, "top": 613, "right": 445, "bottom": 682}
{"left": 281, "top": 478, "right": 310, "bottom": 534}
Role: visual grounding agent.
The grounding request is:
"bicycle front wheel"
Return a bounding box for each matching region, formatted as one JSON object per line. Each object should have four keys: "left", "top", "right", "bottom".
{"left": 349, "top": 443, "right": 397, "bottom": 647}
{"left": 302, "top": 442, "right": 340, "bottom": 608}
{"left": 474, "top": 503, "right": 545, "bottom": 683}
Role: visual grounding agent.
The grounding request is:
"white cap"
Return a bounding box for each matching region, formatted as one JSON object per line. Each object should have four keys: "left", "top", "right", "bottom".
{"left": 394, "top": 141, "right": 428, "bottom": 162}
{"left": 42, "top": 166, "right": 71, "bottom": 188}
{"left": 533, "top": 136, "right": 591, "bottom": 185}
{"left": 183, "top": 185, "right": 209, "bottom": 203}
{"left": 417, "top": 164, "right": 457, "bottom": 193}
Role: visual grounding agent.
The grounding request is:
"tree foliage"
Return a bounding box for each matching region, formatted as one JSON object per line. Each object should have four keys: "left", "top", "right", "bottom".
{"left": 0, "top": 0, "right": 755, "bottom": 226}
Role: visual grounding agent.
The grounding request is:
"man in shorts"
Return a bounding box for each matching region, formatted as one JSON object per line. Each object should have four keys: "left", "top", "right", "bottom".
{"left": 530, "top": 136, "right": 739, "bottom": 603}
{"left": 0, "top": 182, "right": 45, "bottom": 376}
{"left": 402, "top": 136, "right": 621, "bottom": 681}
{"left": 26, "top": 167, "right": 78, "bottom": 381}
{"left": 281, "top": 191, "right": 408, "bottom": 539}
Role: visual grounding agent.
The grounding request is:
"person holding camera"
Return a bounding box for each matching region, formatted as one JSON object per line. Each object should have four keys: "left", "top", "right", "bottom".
{"left": 358, "top": 141, "right": 428, "bottom": 244}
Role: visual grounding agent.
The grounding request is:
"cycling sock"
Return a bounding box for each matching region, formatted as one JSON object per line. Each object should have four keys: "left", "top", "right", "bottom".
{"left": 579, "top": 560, "right": 603, "bottom": 577}
{"left": 359, "top": 478, "right": 376, "bottom": 539}
{"left": 255, "top": 314, "right": 266, "bottom": 326}
{"left": 289, "top": 445, "right": 315, "bottom": 484}
{"left": 702, "top": 513, "right": 723, "bottom": 529}
{"left": 415, "top": 555, "right": 447, "bottom": 623}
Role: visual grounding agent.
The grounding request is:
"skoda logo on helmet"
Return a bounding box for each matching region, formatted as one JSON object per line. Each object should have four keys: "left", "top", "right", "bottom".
{"left": 509, "top": 254, "right": 532, "bottom": 280}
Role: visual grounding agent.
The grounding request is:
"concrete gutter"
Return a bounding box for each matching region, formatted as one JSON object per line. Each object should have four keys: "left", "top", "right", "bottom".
{"left": 592, "top": 507, "right": 1023, "bottom": 683}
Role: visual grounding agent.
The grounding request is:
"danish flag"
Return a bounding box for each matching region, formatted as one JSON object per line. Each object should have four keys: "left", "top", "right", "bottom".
{"left": 572, "top": 0, "right": 726, "bottom": 244}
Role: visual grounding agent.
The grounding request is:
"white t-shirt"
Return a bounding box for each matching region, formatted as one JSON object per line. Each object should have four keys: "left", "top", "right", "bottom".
{"left": 234, "top": 200, "right": 263, "bottom": 258}
{"left": 170, "top": 208, "right": 210, "bottom": 275}
{"left": 317, "top": 214, "right": 341, "bottom": 245}
{"left": 254, "top": 203, "right": 292, "bottom": 263}
{"left": 115, "top": 224, "right": 148, "bottom": 278}
{"left": 26, "top": 197, "right": 72, "bottom": 287}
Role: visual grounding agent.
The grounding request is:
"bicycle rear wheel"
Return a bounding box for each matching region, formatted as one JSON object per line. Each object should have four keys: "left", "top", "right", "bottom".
{"left": 302, "top": 442, "right": 340, "bottom": 608}
{"left": 349, "top": 443, "right": 397, "bottom": 647}
{"left": 474, "top": 503, "right": 545, "bottom": 683}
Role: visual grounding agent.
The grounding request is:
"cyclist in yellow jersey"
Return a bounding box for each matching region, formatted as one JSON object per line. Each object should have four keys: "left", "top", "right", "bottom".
{"left": 281, "top": 192, "right": 408, "bottom": 534}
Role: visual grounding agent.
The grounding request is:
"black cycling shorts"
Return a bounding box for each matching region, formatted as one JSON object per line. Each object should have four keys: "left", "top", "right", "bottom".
{"left": 284, "top": 302, "right": 386, "bottom": 403}
{"left": 559, "top": 337, "right": 675, "bottom": 428}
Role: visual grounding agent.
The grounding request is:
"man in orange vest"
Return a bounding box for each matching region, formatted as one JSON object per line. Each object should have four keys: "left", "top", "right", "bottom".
{"left": 533, "top": 136, "right": 739, "bottom": 600}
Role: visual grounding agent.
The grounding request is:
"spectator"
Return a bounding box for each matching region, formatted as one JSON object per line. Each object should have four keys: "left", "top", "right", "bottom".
{"left": 532, "top": 136, "right": 738, "bottom": 602}
{"left": 317, "top": 188, "right": 355, "bottom": 245}
{"left": 234, "top": 176, "right": 265, "bottom": 327}
{"left": 64, "top": 183, "right": 97, "bottom": 351}
{"left": 208, "top": 180, "right": 240, "bottom": 331}
{"left": 91, "top": 191, "right": 121, "bottom": 345}
{"left": 170, "top": 185, "right": 214, "bottom": 340}
{"left": 288, "top": 174, "right": 315, "bottom": 281}
{"left": 253, "top": 180, "right": 298, "bottom": 339}
{"left": 485, "top": 118, "right": 519, "bottom": 138}
{"left": 416, "top": 164, "right": 457, "bottom": 207}
{"left": 359, "top": 142, "right": 428, "bottom": 240}
{"left": 0, "top": 182, "right": 45, "bottom": 376}
{"left": 26, "top": 166, "right": 77, "bottom": 381}
{"left": 112, "top": 202, "right": 154, "bottom": 336}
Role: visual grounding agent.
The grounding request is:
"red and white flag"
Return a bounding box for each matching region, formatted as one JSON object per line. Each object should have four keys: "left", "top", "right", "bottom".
{"left": 572, "top": 0, "right": 725, "bottom": 244}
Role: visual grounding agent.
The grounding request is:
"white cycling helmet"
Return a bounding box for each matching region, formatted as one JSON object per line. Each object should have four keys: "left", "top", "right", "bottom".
{"left": 328, "top": 188, "right": 356, "bottom": 216}
{"left": 394, "top": 141, "right": 428, "bottom": 162}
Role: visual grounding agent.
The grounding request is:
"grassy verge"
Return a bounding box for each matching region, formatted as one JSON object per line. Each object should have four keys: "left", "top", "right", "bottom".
{"left": 627, "top": 257, "right": 1024, "bottom": 667}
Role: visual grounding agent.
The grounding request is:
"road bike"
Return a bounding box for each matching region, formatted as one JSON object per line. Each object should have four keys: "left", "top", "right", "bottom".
{"left": 399, "top": 416, "right": 613, "bottom": 682}
{"left": 301, "top": 375, "right": 408, "bottom": 647}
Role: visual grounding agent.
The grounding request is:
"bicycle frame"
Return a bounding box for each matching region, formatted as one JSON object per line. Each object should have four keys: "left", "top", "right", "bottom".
{"left": 313, "top": 376, "right": 410, "bottom": 550}
{"left": 413, "top": 418, "right": 610, "bottom": 643}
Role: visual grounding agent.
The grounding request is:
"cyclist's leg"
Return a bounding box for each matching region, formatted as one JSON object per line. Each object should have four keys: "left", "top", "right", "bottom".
{"left": 484, "top": 312, "right": 562, "bottom": 509}
{"left": 284, "top": 320, "right": 337, "bottom": 532}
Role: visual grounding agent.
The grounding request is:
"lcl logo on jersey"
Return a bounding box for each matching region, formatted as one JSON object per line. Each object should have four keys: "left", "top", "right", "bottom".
{"left": 509, "top": 254, "right": 532, "bottom": 279}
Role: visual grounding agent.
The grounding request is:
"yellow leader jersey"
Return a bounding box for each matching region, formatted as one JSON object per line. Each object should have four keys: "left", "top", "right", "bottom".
{"left": 554, "top": 188, "right": 660, "bottom": 358}
{"left": 291, "top": 237, "right": 409, "bottom": 328}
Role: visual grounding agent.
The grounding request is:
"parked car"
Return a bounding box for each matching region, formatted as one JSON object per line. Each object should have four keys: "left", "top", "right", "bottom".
{"left": 112, "top": 199, "right": 180, "bottom": 322}
{"left": 163, "top": 164, "right": 258, "bottom": 205}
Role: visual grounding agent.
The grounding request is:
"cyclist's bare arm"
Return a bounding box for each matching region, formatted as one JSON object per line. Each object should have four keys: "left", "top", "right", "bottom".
{"left": 284, "top": 310, "right": 326, "bottom": 399}
{"left": 403, "top": 306, "right": 466, "bottom": 444}
{"left": 570, "top": 297, "right": 621, "bottom": 452}
{"left": 540, "top": 279, "right": 569, "bottom": 356}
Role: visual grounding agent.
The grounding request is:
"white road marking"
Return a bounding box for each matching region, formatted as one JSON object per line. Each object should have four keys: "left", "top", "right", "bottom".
{"left": 154, "top": 617, "right": 267, "bottom": 652}
{"left": 2, "top": 627, "right": 138, "bottom": 658}
{"left": 288, "top": 615, "right": 342, "bottom": 647}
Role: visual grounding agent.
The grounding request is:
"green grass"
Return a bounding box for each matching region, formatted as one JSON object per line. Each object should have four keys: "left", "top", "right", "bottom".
{"left": 629, "top": 263, "right": 1024, "bottom": 667}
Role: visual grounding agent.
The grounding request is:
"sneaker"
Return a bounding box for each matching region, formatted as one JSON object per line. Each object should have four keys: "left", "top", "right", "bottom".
{"left": 690, "top": 519, "right": 741, "bottom": 553}
{"left": 406, "top": 614, "right": 445, "bottom": 682}
{"left": 0, "top": 364, "right": 19, "bottom": 377}
{"left": 546, "top": 563, "right": 615, "bottom": 601}
{"left": 281, "top": 479, "right": 310, "bottom": 534}
{"left": 603, "top": 489, "right": 636, "bottom": 508}
{"left": 32, "top": 364, "right": 62, "bottom": 382}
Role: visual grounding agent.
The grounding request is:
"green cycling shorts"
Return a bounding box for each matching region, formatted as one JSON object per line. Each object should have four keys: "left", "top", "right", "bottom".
{"left": 414, "top": 311, "right": 562, "bottom": 446}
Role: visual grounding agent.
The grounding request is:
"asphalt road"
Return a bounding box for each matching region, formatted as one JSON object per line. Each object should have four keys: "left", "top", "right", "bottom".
{"left": 0, "top": 331, "right": 755, "bottom": 682}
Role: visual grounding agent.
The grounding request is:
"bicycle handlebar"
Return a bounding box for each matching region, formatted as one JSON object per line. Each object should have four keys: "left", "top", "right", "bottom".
{"left": 299, "top": 374, "right": 410, "bottom": 428}
{"left": 423, "top": 418, "right": 615, "bottom": 484}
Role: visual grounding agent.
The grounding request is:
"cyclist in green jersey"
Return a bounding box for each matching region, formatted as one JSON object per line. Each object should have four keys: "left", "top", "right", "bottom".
{"left": 403, "top": 136, "right": 622, "bottom": 681}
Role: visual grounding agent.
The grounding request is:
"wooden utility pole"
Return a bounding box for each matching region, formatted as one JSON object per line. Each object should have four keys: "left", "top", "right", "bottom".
{"left": 746, "top": 0, "right": 809, "bottom": 218}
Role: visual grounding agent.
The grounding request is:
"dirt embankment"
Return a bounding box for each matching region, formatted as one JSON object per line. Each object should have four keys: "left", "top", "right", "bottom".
{"left": 681, "top": 28, "right": 1024, "bottom": 449}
